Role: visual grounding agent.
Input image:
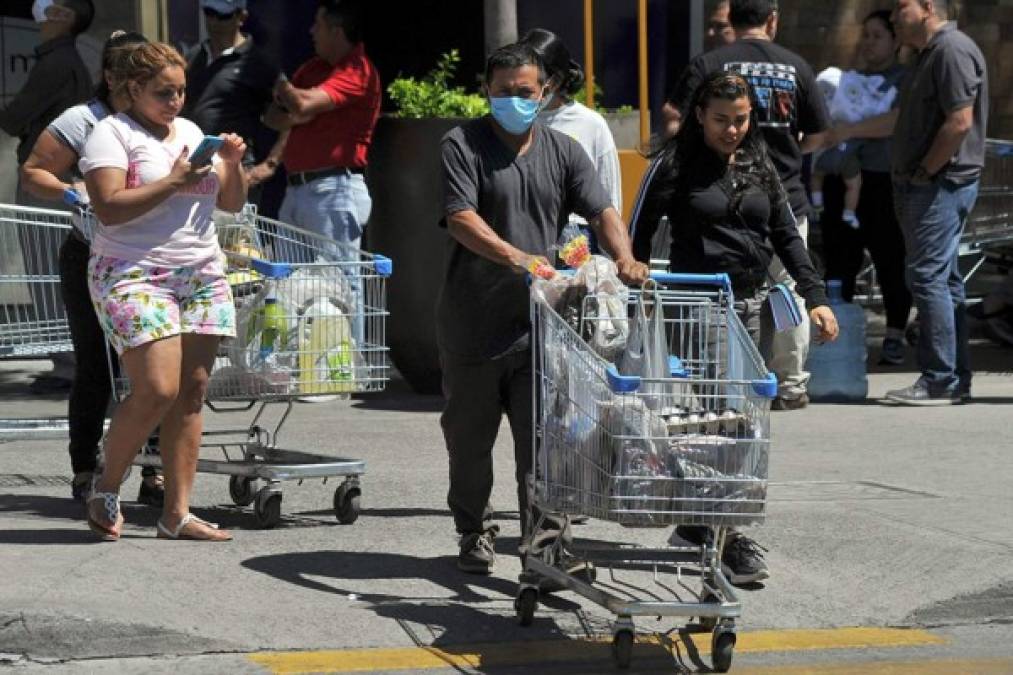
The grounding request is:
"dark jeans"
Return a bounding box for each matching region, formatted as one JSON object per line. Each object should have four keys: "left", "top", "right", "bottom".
{"left": 821, "top": 172, "right": 912, "bottom": 331}
{"left": 440, "top": 348, "right": 568, "bottom": 548}
{"left": 58, "top": 233, "right": 111, "bottom": 475}
{"left": 894, "top": 177, "right": 979, "bottom": 393}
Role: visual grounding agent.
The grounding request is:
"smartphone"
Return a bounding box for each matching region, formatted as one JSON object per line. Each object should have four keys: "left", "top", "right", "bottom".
{"left": 188, "top": 135, "right": 224, "bottom": 167}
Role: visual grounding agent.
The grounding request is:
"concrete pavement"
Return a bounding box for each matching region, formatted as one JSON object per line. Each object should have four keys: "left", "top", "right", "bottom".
{"left": 1, "top": 335, "right": 1011, "bottom": 673}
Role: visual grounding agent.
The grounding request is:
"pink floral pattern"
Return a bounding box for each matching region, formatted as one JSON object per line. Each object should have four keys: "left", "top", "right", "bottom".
{"left": 88, "top": 254, "right": 236, "bottom": 354}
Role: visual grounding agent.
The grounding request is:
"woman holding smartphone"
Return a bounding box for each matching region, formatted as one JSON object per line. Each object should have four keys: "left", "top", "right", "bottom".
{"left": 80, "top": 41, "right": 246, "bottom": 541}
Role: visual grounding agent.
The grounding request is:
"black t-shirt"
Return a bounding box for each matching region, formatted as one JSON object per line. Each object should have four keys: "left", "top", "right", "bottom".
{"left": 183, "top": 38, "right": 279, "bottom": 159}
{"left": 629, "top": 147, "right": 828, "bottom": 309}
{"left": 668, "top": 39, "right": 830, "bottom": 219}
{"left": 439, "top": 118, "right": 612, "bottom": 361}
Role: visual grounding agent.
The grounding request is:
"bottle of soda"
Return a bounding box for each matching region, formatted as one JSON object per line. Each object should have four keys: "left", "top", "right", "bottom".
{"left": 259, "top": 288, "right": 288, "bottom": 358}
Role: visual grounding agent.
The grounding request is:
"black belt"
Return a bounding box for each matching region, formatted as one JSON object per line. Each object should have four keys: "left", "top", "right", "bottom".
{"left": 287, "top": 166, "right": 365, "bottom": 186}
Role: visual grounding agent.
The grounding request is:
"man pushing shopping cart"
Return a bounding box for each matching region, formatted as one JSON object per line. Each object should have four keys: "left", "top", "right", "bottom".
{"left": 436, "top": 42, "right": 648, "bottom": 579}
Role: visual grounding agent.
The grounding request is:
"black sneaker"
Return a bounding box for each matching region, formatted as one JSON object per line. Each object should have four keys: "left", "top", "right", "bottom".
{"left": 721, "top": 534, "right": 769, "bottom": 585}
{"left": 771, "top": 393, "right": 809, "bottom": 411}
{"left": 673, "top": 525, "right": 708, "bottom": 545}
{"left": 458, "top": 531, "right": 496, "bottom": 574}
{"left": 537, "top": 554, "right": 596, "bottom": 594}
{"left": 137, "top": 476, "right": 165, "bottom": 507}
{"left": 885, "top": 382, "right": 961, "bottom": 406}
{"left": 71, "top": 471, "right": 93, "bottom": 503}
{"left": 878, "top": 337, "right": 905, "bottom": 366}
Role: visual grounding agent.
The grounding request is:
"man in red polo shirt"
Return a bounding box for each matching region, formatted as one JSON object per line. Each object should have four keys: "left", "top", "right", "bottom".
{"left": 265, "top": 0, "right": 380, "bottom": 258}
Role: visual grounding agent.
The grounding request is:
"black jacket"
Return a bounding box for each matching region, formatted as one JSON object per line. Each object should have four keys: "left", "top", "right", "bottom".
{"left": 630, "top": 147, "right": 828, "bottom": 308}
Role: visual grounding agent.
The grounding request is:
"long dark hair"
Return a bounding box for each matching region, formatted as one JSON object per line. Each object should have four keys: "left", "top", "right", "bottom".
{"left": 520, "top": 28, "right": 585, "bottom": 98}
{"left": 652, "top": 70, "right": 781, "bottom": 207}
{"left": 94, "top": 31, "right": 148, "bottom": 107}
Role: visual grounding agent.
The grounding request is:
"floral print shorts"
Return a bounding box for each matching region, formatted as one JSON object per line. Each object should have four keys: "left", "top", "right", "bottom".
{"left": 88, "top": 254, "right": 236, "bottom": 355}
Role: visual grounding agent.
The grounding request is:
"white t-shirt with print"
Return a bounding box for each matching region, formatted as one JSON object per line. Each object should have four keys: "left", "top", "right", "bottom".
{"left": 79, "top": 113, "right": 221, "bottom": 266}
{"left": 538, "top": 101, "right": 622, "bottom": 224}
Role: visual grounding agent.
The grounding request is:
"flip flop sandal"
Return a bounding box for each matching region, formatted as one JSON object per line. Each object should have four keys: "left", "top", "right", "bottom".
{"left": 87, "top": 491, "right": 123, "bottom": 542}
{"left": 156, "top": 513, "right": 233, "bottom": 541}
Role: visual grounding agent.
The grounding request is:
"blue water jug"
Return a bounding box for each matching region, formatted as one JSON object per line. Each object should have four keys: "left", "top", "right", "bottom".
{"left": 805, "top": 280, "right": 868, "bottom": 401}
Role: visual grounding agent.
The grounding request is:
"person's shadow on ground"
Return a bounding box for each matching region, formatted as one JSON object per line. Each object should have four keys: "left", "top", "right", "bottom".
{"left": 241, "top": 546, "right": 714, "bottom": 672}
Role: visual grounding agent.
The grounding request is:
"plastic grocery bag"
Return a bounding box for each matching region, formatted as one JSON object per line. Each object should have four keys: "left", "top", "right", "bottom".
{"left": 281, "top": 265, "right": 357, "bottom": 317}
{"left": 530, "top": 255, "right": 629, "bottom": 360}
{"left": 617, "top": 281, "right": 670, "bottom": 410}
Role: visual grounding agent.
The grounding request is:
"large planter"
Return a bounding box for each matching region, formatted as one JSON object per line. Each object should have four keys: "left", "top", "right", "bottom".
{"left": 366, "top": 116, "right": 467, "bottom": 395}
{"left": 603, "top": 110, "right": 643, "bottom": 150}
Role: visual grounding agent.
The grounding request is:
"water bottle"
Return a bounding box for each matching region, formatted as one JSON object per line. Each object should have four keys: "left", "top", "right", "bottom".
{"left": 805, "top": 279, "right": 868, "bottom": 400}
{"left": 259, "top": 290, "right": 288, "bottom": 358}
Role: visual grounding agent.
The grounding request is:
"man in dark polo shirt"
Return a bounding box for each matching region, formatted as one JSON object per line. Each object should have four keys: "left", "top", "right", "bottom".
{"left": 651, "top": 0, "right": 830, "bottom": 412}
{"left": 440, "top": 43, "right": 648, "bottom": 575}
{"left": 884, "top": 0, "right": 988, "bottom": 405}
{"left": 184, "top": 0, "right": 281, "bottom": 206}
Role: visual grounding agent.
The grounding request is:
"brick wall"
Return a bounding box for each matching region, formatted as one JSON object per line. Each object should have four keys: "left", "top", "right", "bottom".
{"left": 775, "top": 0, "right": 1013, "bottom": 139}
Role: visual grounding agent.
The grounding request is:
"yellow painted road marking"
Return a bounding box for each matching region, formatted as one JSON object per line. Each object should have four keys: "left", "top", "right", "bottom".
{"left": 736, "top": 659, "right": 1013, "bottom": 674}
{"left": 249, "top": 627, "right": 946, "bottom": 673}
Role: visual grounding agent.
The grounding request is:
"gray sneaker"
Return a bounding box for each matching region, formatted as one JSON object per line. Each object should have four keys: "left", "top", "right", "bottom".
{"left": 771, "top": 392, "right": 809, "bottom": 411}
{"left": 458, "top": 531, "right": 496, "bottom": 575}
{"left": 885, "top": 382, "right": 961, "bottom": 406}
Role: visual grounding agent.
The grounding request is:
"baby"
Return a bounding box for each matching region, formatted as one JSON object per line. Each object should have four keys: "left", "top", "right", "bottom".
{"left": 812, "top": 67, "right": 899, "bottom": 230}
{"left": 812, "top": 68, "right": 862, "bottom": 229}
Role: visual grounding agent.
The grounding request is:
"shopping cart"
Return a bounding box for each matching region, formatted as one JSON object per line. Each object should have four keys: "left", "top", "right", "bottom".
{"left": 518, "top": 272, "right": 774, "bottom": 672}
{"left": 110, "top": 206, "right": 392, "bottom": 527}
{"left": 0, "top": 196, "right": 93, "bottom": 439}
{"left": 961, "top": 139, "right": 1013, "bottom": 279}
{"left": 0, "top": 200, "right": 80, "bottom": 359}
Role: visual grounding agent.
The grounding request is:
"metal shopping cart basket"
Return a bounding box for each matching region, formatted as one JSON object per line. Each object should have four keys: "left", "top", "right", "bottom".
{"left": 0, "top": 196, "right": 94, "bottom": 438}
{"left": 961, "top": 139, "right": 1013, "bottom": 278}
{"left": 112, "top": 206, "right": 392, "bottom": 527}
{"left": 518, "top": 272, "right": 775, "bottom": 672}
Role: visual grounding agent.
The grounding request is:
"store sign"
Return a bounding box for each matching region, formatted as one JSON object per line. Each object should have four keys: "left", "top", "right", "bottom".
{"left": 0, "top": 16, "right": 39, "bottom": 108}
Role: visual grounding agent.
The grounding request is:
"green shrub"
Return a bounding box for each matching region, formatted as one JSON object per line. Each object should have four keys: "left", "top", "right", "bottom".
{"left": 572, "top": 82, "right": 634, "bottom": 114}
{"left": 387, "top": 50, "right": 488, "bottom": 119}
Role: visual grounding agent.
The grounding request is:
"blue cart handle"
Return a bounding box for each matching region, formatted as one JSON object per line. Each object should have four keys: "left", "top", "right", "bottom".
{"left": 648, "top": 272, "right": 733, "bottom": 295}
{"left": 63, "top": 187, "right": 85, "bottom": 208}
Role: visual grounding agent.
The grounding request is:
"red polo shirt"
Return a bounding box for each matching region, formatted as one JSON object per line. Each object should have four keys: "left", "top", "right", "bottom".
{"left": 283, "top": 43, "right": 381, "bottom": 173}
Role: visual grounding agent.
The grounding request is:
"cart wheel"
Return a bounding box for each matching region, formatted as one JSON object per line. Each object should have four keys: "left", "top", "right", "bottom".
{"left": 333, "top": 484, "right": 361, "bottom": 525}
{"left": 254, "top": 488, "right": 282, "bottom": 529}
{"left": 515, "top": 588, "right": 538, "bottom": 626}
{"left": 228, "top": 476, "right": 257, "bottom": 507}
{"left": 612, "top": 629, "right": 634, "bottom": 669}
{"left": 711, "top": 631, "right": 736, "bottom": 673}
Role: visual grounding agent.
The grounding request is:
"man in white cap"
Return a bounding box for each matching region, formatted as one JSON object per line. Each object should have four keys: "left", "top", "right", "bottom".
{"left": 184, "top": 0, "right": 282, "bottom": 206}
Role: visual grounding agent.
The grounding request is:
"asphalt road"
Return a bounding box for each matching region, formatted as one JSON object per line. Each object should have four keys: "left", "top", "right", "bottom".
{"left": 1, "top": 335, "right": 1011, "bottom": 673}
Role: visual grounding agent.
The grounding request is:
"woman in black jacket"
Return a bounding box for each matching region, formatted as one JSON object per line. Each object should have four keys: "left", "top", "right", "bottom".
{"left": 633, "top": 70, "right": 838, "bottom": 344}
{"left": 630, "top": 71, "right": 839, "bottom": 585}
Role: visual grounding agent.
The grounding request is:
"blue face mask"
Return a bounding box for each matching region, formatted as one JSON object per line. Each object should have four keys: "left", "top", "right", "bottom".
{"left": 489, "top": 96, "right": 541, "bottom": 135}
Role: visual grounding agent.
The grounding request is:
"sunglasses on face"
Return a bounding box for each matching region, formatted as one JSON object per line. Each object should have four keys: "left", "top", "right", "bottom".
{"left": 203, "top": 7, "right": 238, "bottom": 20}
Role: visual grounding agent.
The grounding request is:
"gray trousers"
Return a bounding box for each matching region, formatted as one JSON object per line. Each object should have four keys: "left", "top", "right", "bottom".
{"left": 765, "top": 216, "right": 811, "bottom": 398}
{"left": 440, "top": 348, "right": 568, "bottom": 549}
